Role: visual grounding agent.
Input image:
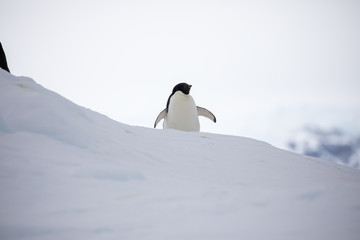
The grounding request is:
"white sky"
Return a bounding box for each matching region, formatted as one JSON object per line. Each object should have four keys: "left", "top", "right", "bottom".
{"left": 1, "top": 0, "right": 360, "bottom": 148}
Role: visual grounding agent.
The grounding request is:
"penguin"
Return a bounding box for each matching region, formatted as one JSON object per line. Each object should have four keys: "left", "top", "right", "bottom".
{"left": 154, "top": 83, "right": 216, "bottom": 131}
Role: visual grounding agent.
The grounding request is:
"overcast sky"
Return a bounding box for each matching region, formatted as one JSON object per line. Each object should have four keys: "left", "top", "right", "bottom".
{"left": 1, "top": 0, "right": 360, "bottom": 148}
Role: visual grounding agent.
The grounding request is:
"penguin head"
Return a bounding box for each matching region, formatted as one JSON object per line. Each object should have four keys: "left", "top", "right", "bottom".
{"left": 172, "top": 82, "right": 192, "bottom": 95}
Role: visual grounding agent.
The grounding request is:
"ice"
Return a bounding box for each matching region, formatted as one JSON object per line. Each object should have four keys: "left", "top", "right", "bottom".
{"left": 0, "top": 69, "right": 360, "bottom": 240}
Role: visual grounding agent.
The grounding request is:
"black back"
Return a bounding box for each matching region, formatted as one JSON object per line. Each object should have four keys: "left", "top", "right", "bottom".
{"left": 166, "top": 83, "right": 192, "bottom": 112}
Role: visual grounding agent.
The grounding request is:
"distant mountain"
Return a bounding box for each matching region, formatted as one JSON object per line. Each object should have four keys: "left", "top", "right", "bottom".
{"left": 287, "top": 126, "right": 360, "bottom": 169}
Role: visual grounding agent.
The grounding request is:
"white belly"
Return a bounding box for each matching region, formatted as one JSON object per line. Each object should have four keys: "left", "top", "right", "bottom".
{"left": 163, "top": 91, "right": 200, "bottom": 131}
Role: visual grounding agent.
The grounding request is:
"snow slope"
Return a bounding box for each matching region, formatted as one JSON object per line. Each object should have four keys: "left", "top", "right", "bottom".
{"left": 0, "top": 69, "right": 360, "bottom": 240}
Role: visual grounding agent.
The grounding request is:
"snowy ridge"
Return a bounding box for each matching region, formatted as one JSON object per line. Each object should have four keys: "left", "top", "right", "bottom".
{"left": 0, "top": 69, "right": 360, "bottom": 240}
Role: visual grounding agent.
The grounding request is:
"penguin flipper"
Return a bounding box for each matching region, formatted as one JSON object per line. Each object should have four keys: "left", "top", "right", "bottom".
{"left": 154, "top": 109, "right": 167, "bottom": 128}
{"left": 197, "top": 106, "right": 216, "bottom": 123}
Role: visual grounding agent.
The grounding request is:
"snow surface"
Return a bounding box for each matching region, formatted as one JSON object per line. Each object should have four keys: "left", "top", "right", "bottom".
{"left": 0, "top": 69, "right": 360, "bottom": 240}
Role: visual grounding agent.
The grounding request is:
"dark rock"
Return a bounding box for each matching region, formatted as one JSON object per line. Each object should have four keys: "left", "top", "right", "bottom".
{"left": 0, "top": 42, "right": 10, "bottom": 73}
